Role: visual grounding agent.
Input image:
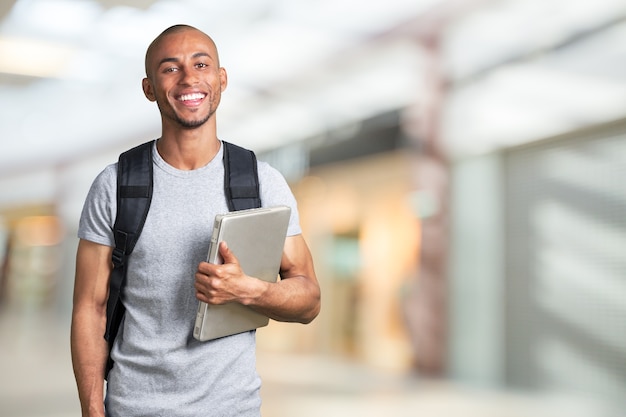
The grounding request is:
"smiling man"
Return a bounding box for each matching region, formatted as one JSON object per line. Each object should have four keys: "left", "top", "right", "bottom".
{"left": 70, "top": 25, "right": 320, "bottom": 417}
{"left": 143, "top": 27, "right": 226, "bottom": 133}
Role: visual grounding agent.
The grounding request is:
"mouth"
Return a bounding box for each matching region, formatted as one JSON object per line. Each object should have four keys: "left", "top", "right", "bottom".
{"left": 177, "top": 92, "right": 206, "bottom": 105}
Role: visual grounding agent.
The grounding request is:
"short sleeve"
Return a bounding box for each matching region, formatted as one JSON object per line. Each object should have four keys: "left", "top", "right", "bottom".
{"left": 256, "top": 161, "right": 302, "bottom": 237}
{"left": 77, "top": 163, "right": 117, "bottom": 247}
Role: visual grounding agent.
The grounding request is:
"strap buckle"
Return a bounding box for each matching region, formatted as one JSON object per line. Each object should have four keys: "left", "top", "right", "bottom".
{"left": 112, "top": 247, "right": 125, "bottom": 267}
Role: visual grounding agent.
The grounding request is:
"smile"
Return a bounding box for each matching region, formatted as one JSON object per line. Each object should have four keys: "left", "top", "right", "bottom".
{"left": 178, "top": 93, "right": 206, "bottom": 102}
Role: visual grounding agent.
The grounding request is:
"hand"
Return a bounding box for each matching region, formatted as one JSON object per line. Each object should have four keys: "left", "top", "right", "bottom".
{"left": 194, "top": 242, "right": 260, "bottom": 305}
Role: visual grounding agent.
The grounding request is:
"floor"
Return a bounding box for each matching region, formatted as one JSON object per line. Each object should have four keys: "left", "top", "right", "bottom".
{"left": 0, "top": 312, "right": 621, "bottom": 417}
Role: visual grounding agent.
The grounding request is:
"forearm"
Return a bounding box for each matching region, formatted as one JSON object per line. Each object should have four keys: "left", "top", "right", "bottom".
{"left": 71, "top": 307, "right": 107, "bottom": 417}
{"left": 71, "top": 239, "right": 112, "bottom": 416}
{"left": 195, "top": 235, "right": 321, "bottom": 324}
{"left": 244, "top": 274, "right": 321, "bottom": 323}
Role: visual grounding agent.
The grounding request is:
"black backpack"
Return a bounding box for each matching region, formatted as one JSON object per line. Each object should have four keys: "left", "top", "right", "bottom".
{"left": 104, "top": 140, "right": 261, "bottom": 379}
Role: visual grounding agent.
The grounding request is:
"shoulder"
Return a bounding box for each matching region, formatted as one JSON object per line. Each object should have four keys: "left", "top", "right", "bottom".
{"left": 90, "top": 163, "right": 118, "bottom": 193}
{"left": 82, "top": 162, "right": 118, "bottom": 209}
{"left": 78, "top": 162, "right": 118, "bottom": 245}
{"left": 256, "top": 160, "right": 287, "bottom": 183}
{"left": 256, "top": 160, "right": 294, "bottom": 196}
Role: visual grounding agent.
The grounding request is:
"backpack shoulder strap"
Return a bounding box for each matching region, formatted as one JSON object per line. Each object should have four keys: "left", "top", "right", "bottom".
{"left": 223, "top": 141, "right": 261, "bottom": 210}
{"left": 112, "top": 140, "right": 154, "bottom": 263}
{"left": 104, "top": 139, "right": 154, "bottom": 379}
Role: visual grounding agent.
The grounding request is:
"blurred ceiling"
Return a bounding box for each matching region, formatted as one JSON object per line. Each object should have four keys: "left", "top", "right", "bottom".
{"left": 0, "top": 0, "right": 625, "bottom": 176}
{"left": 0, "top": 0, "right": 439, "bottom": 176}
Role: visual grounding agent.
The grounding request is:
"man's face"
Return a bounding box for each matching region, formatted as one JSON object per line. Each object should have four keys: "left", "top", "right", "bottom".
{"left": 142, "top": 29, "right": 227, "bottom": 129}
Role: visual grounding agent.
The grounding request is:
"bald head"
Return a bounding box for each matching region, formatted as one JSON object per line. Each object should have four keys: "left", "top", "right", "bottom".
{"left": 144, "top": 24, "right": 220, "bottom": 78}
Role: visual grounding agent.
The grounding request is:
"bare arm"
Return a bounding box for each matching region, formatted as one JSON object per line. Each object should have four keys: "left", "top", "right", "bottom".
{"left": 70, "top": 239, "right": 112, "bottom": 417}
{"left": 195, "top": 234, "right": 321, "bottom": 323}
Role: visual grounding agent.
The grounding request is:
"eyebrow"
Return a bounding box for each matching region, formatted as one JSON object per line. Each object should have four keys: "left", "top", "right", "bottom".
{"left": 158, "top": 52, "right": 213, "bottom": 67}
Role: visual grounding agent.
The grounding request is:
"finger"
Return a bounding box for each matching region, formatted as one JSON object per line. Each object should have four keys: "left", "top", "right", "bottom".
{"left": 219, "top": 241, "right": 239, "bottom": 265}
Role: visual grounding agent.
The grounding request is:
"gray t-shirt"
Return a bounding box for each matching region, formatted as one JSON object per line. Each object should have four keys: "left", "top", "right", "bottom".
{"left": 78, "top": 141, "right": 301, "bottom": 417}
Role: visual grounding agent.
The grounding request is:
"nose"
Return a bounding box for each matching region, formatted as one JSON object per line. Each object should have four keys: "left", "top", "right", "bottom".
{"left": 179, "top": 67, "right": 198, "bottom": 85}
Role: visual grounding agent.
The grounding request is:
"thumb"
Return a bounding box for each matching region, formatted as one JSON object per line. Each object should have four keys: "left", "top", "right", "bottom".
{"left": 219, "top": 241, "right": 239, "bottom": 265}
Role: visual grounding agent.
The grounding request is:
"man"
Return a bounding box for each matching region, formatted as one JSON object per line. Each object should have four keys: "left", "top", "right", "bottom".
{"left": 71, "top": 24, "right": 321, "bottom": 417}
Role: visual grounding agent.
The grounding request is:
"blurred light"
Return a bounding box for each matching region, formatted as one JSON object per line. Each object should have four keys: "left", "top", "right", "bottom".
{"left": 328, "top": 183, "right": 360, "bottom": 234}
{"left": 442, "top": 60, "right": 626, "bottom": 157}
{"left": 95, "top": 5, "right": 170, "bottom": 56}
{"left": 14, "top": 216, "right": 64, "bottom": 247}
{"left": 409, "top": 189, "right": 440, "bottom": 219}
{"left": 226, "top": 20, "right": 346, "bottom": 86}
{"left": 0, "top": 36, "right": 76, "bottom": 78}
{"left": 278, "top": 0, "right": 441, "bottom": 35}
{"left": 7, "top": 0, "right": 101, "bottom": 38}
{"left": 298, "top": 176, "right": 327, "bottom": 199}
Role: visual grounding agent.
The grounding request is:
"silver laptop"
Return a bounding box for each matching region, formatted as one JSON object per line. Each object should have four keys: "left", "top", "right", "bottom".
{"left": 193, "top": 205, "right": 291, "bottom": 341}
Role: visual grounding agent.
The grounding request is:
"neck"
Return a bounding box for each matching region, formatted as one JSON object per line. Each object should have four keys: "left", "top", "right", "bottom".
{"left": 157, "top": 124, "right": 221, "bottom": 170}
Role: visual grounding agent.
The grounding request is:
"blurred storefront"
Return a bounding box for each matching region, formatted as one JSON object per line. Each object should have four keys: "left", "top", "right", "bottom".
{"left": 257, "top": 111, "right": 422, "bottom": 373}
{"left": 449, "top": 117, "right": 626, "bottom": 410}
{"left": 259, "top": 3, "right": 626, "bottom": 410}
{"left": 439, "top": 2, "right": 626, "bottom": 411}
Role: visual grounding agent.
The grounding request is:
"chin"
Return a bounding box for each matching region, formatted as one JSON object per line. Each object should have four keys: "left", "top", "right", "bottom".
{"left": 178, "top": 116, "right": 210, "bottom": 129}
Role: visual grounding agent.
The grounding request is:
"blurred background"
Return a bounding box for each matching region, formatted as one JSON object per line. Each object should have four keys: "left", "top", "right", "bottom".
{"left": 0, "top": 0, "right": 625, "bottom": 416}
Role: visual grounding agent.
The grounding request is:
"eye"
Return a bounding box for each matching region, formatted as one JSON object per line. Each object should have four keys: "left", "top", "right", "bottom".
{"left": 196, "top": 62, "right": 208, "bottom": 69}
{"left": 163, "top": 67, "right": 178, "bottom": 73}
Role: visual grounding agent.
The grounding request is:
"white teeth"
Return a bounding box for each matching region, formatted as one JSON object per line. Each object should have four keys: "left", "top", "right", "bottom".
{"left": 179, "top": 93, "right": 205, "bottom": 101}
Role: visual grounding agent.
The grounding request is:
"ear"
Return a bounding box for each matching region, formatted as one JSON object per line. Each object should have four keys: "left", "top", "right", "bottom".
{"left": 219, "top": 67, "right": 228, "bottom": 92}
{"left": 142, "top": 78, "right": 156, "bottom": 102}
